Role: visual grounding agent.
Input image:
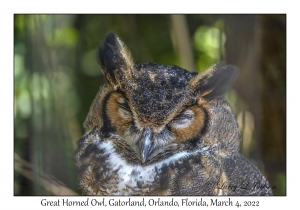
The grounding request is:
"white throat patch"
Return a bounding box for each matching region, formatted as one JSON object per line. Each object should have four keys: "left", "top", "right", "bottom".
{"left": 91, "top": 134, "right": 208, "bottom": 195}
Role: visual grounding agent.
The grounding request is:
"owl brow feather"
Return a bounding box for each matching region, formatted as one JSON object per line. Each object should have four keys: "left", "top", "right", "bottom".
{"left": 190, "top": 64, "right": 238, "bottom": 100}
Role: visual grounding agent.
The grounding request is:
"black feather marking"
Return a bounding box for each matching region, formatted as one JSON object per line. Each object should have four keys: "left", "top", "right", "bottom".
{"left": 157, "top": 165, "right": 171, "bottom": 191}
{"left": 100, "top": 92, "right": 115, "bottom": 138}
{"left": 200, "top": 108, "right": 209, "bottom": 136}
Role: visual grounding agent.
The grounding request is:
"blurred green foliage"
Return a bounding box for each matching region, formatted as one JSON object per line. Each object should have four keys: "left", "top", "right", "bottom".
{"left": 14, "top": 14, "right": 286, "bottom": 195}
{"left": 193, "top": 19, "right": 226, "bottom": 70}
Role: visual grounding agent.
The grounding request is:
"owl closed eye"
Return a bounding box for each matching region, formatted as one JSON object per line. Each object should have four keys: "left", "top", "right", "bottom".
{"left": 74, "top": 33, "right": 272, "bottom": 196}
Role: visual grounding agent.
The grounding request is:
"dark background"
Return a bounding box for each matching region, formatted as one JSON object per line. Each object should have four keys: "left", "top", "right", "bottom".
{"left": 14, "top": 14, "right": 286, "bottom": 195}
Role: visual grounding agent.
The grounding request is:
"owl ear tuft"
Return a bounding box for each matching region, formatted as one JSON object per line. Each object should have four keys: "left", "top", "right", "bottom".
{"left": 97, "top": 32, "right": 134, "bottom": 87}
{"left": 190, "top": 64, "right": 238, "bottom": 100}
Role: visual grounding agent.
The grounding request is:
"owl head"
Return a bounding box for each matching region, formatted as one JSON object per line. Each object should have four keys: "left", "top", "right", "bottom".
{"left": 83, "top": 33, "right": 240, "bottom": 165}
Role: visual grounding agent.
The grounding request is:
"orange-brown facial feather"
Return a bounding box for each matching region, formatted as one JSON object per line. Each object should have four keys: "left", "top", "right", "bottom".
{"left": 106, "top": 92, "right": 133, "bottom": 136}
{"left": 106, "top": 91, "right": 208, "bottom": 147}
{"left": 170, "top": 105, "right": 206, "bottom": 144}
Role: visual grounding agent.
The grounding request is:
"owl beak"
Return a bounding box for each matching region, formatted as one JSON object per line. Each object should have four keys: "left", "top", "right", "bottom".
{"left": 139, "top": 127, "right": 154, "bottom": 163}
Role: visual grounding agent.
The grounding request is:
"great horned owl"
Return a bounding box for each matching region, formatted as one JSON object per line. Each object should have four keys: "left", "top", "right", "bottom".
{"left": 74, "top": 33, "right": 272, "bottom": 196}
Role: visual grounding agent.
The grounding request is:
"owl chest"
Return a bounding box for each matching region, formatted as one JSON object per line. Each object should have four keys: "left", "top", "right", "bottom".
{"left": 94, "top": 149, "right": 174, "bottom": 195}
{"left": 100, "top": 161, "right": 162, "bottom": 195}
{"left": 91, "top": 143, "right": 220, "bottom": 195}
